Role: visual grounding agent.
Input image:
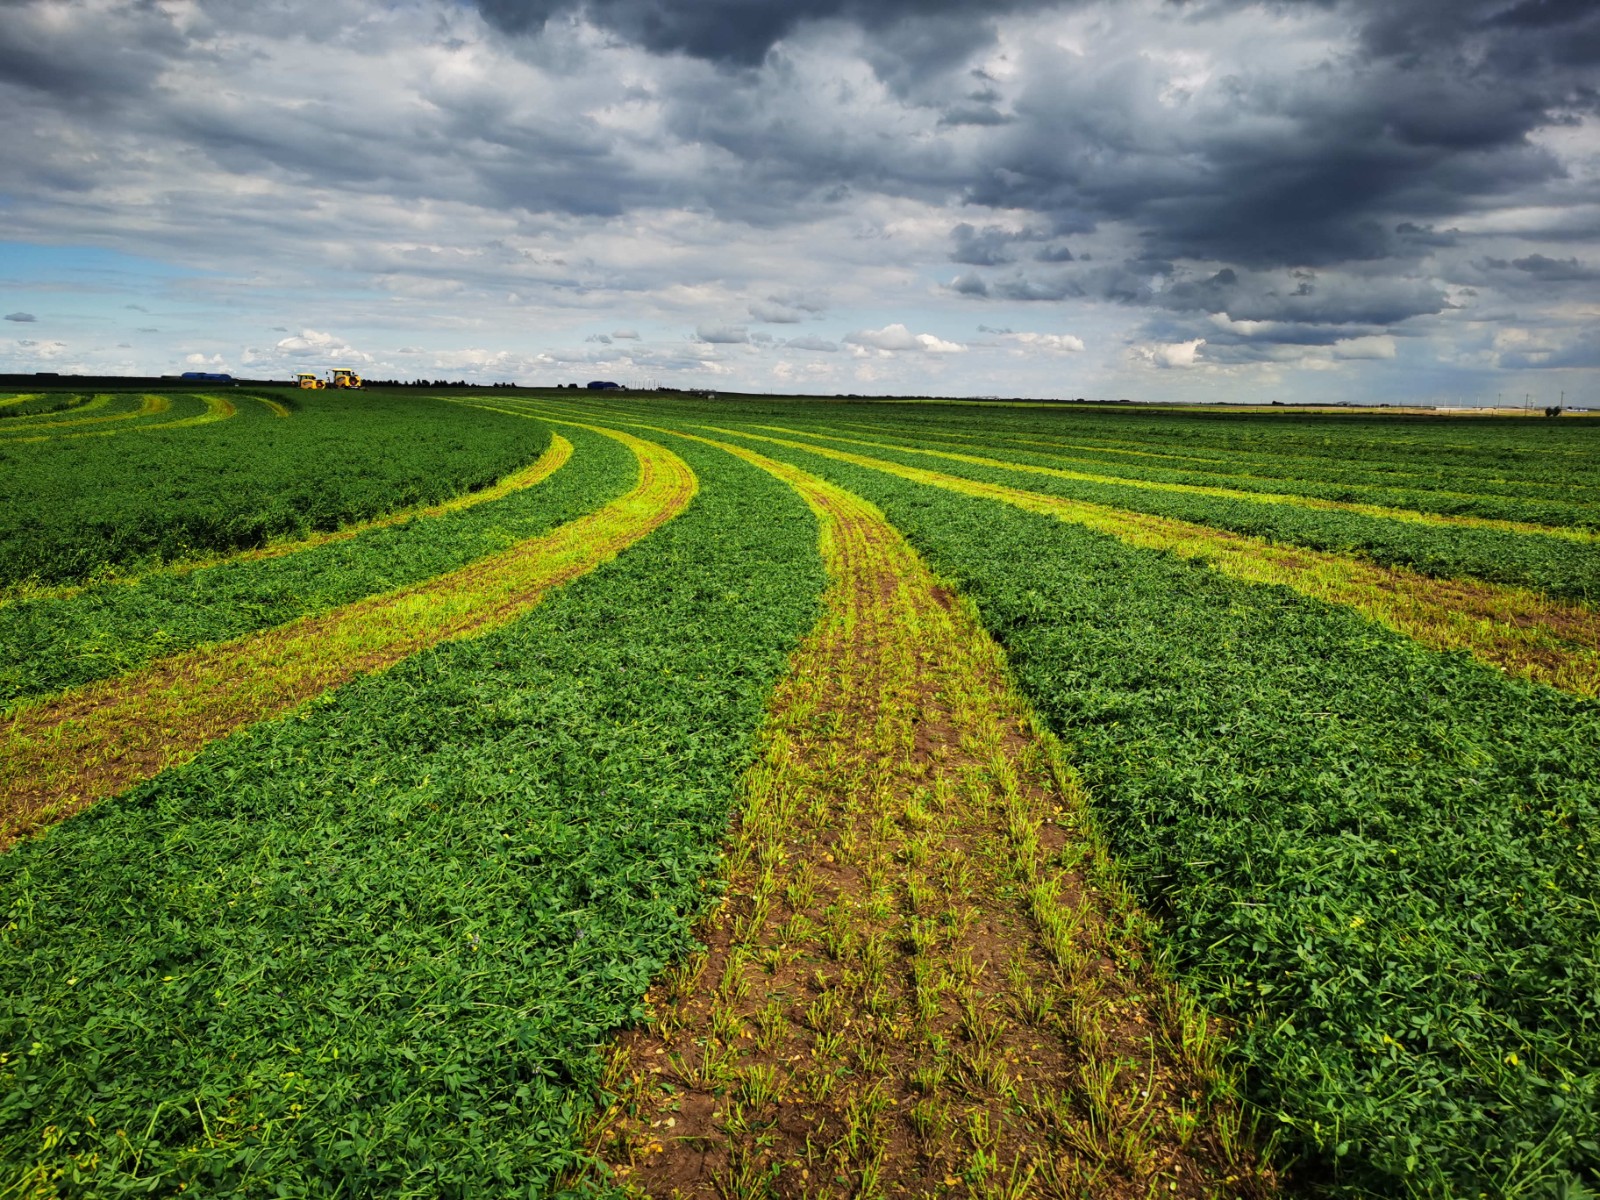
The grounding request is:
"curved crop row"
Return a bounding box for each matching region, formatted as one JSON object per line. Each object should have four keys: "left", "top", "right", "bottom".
{"left": 827, "top": 418, "right": 1600, "bottom": 524}
{"left": 0, "top": 431, "right": 606, "bottom": 706}
{"left": 585, "top": 427, "right": 1267, "bottom": 1196}
{"left": 0, "top": 394, "right": 253, "bottom": 444}
{"left": 0, "top": 389, "right": 554, "bottom": 590}
{"left": 0, "top": 393, "right": 92, "bottom": 420}
{"left": 0, "top": 429, "right": 823, "bottom": 1197}
{"left": 7, "top": 432, "right": 572, "bottom": 609}
{"left": 710, "top": 422, "right": 1600, "bottom": 607}
{"left": 0, "top": 423, "right": 693, "bottom": 847}
{"left": 0, "top": 392, "right": 144, "bottom": 435}
{"left": 702, "top": 425, "right": 1600, "bottom": 697}
{"left": 828, "top": 411, "right": 1600, "bottom": 495}
{"left": 760, "top": 424, "right": 1598, "bottom": 543}
{"left": 732, "top": 437, "right": 1600, "bottom": 1198}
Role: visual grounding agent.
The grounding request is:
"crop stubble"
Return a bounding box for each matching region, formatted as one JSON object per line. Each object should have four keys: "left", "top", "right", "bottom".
{"left": 584, "top": 432, "right": 1269, "bottom": 1199}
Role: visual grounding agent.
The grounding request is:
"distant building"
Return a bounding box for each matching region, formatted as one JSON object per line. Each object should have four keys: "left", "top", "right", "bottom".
{"left": 586, "top": 380, "right": 622, "bottom": 390}
{"left": 180, "top": 371, "right": 234, "bottom": 382}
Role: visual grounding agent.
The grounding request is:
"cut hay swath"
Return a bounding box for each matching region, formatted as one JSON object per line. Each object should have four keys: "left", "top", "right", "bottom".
{"left": 0, "top": 392, "right": 162, "bottom": 436}
{"left": 753, "top": 424, "right": 1600, "bottom": 544}
{"left": 707, "top": 424, "right": 1600, "bottom": 697}
{"left": 3, "top": 432, "right": 574, "bottom": 608}
{"left": 580, "top": 426, "right": 1271, "bottom": 1198}
{"left": 0, "top": 423, "right": 692, "bottom": 847}
{"left": 0, "top": 395, "right": 243, "bottom": 441}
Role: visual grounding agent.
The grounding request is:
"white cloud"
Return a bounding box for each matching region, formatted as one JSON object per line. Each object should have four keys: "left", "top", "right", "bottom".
{"left": 1332, "top": 335, "right": 1397, "bottom": 360}
{"left": 996, "top": 331, "right": 1085, "bottom": 353}
{"left": 845, "top": 323, "right": 966, "bottom": 354}
{"left": 695, "top": 324, "right": 751, "bottom": 344}
{"left": 1132, "top": 338, "right": 1206, "bottom": 369}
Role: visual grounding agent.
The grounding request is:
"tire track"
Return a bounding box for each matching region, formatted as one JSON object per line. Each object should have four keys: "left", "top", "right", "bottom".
{"left": 584, "top": 430, "right": 1268, "bottom": 1199}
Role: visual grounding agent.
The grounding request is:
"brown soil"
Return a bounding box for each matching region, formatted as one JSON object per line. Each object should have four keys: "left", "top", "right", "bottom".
{"left": 583, "top": 445, "right": 1270, "bottom": 1200}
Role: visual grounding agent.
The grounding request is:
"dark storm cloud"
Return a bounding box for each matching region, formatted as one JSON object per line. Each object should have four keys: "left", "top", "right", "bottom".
{"left": 1509, "top": 254, "right": 1600, "bottom": 282}
{"left": 4, "top": 312, "right": 37, "bottom": 322}
{"left": 949, "top": 223, "right": 1024, "bottom": 266}
{"left": 472, "top": 0, "right": 1040, "bottom": 66}
{"left": 955, "top": 0, "right": 1600, "bottom": 272}
{"left": 0, "top": 0, "right": 190, "bottom": 103}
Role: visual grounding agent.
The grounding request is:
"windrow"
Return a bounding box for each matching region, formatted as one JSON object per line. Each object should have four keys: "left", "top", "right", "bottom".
{"left": 704, "top": 425, "right": 1600, "bottom": 697}
{"left": 0, "top": 393, "right": 94, "bottom": 420}
{"left": 735, "top": 424, "right": 1600, "bottom": 605}
{"left": 0, "top": 392, "right": 169, "bottom": 438}
{"left": 0, "top": 432, "right": 825, "bottom": 1196}
{"left": 584, "top": 430, "right": 1269, "bottom": 1198}
{"left": 818, "top": 417, "right": 1600, "bottom": 528}
{"left": 0, "top": 422, "right": 692, "bottom": 848}
{"left": 0, "top": 428, "right": 622, "bottom": 706}
{"left": 762, "top": 424, "right": 1599, "bottom": 542}
{"left": 719, "top": 429, "right": 1600, "bottom": 1198}
{"left": 0, "top": 390, "right": 556, "bottom": 589}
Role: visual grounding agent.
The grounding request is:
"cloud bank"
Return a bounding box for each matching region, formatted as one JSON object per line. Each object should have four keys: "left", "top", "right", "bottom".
{"left": 0, "top": 0, "right": 1595, "bottom": 399}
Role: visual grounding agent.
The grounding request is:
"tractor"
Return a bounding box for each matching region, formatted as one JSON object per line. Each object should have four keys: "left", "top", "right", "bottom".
{"left": 296, "top": 370, "right": 363, "bottom": 389}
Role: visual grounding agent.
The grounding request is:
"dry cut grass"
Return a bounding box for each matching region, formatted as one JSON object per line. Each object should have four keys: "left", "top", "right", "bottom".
{"left": 716, "top": 427, "right": 1600, "bottom": 699}
{"left": 754, "top": 424, "right": 1600, "bottom": 544}
{"left": 582, "top": 433, "right": 1271, "bottom": 1200}
{"left": 0, "top": 424, "right": 692, "bottom": 850}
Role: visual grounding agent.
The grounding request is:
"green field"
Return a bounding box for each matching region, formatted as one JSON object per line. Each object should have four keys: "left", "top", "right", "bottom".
{"left": 2, "top": 386, "right": 1596, "bottom": 1199}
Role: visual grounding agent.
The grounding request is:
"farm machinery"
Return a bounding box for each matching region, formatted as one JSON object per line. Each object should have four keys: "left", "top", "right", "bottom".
{"left": 295, "top": 370, "right": 363, "bottom": 390}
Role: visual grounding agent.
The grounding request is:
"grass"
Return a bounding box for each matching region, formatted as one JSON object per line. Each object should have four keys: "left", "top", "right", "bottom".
{"left": 723, "top": 430, "right": 1600, "bottom": 1198}
{"left": 577, "top": 428, "right": 1271, "bottom": 1199}
{"left": 0, "top": 422, "right": 692, "bottom": 847}
{"left": 704, "top": 424, "right": 1600, "bottom": 698}
{"left": 0, "top": 430, "right": 620, "bottom": 707}
{"left": 6, "top": 387, "right": 1598, "bottom": 1197}
{"left": 752, "top": 423, "right": 1597, "bottom": 543}
{"left": 0, "top": 434, "right": 824, "bottom": 1198}
{"left": 0, "top": 389, "right": 555, "bottom": 589}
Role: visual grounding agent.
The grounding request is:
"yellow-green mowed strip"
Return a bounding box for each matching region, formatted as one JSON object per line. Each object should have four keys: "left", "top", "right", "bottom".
{"left": 705, "top": 424, "right": 1600, "bottom": 698}
{"left": 0, "top": 393, "right": 247, "bottom": 443}
{"left": 753, "top": 422, "right": 1600, "bottom": 544}
{"left": 0, "top": 392, "right": 145, "bottom": 431}
{"left": 2, "top": 434, "right": 574, "bottom": 609}
{"left": 0, "top": 423, "right": 695, "bottom": 849}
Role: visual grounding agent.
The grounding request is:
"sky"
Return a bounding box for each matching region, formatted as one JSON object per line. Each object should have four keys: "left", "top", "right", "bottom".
{"left": 1, "top": 0, "right": 1597, "bottom": 402}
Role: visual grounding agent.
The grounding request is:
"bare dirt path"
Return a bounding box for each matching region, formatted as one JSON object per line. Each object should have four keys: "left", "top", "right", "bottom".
{"left": 585, "top": 433, "right": 1270, "bottom": 1200}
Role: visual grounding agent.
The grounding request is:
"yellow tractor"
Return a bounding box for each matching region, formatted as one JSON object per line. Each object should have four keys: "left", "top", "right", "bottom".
{"left": 297, "top": 370, "right": 362, "bottom": 389}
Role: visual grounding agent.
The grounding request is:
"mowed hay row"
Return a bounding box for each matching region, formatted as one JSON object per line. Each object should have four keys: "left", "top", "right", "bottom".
{"left": 7, "top": 432, "right": 574, "bottom": 606}
{"left": 0, "top": 425, "right": 693, "bottom": 848}
{"left": 748, "top": 424, "right": 1600, "bottom": 545}
{"left": 821, "top": 417, "right": 1600, "bottom": 519}
{"left": 712, "top": 426, "right": 1600, "bottom": 698}
{"left": 583, "top": 435, "right": 1271, "bottom": 1200}
{"left": 0, "top": 392, "right": 162, "bottom": 436}
{"left": 0, "top": 393, "right": 245, "bottom": 443}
